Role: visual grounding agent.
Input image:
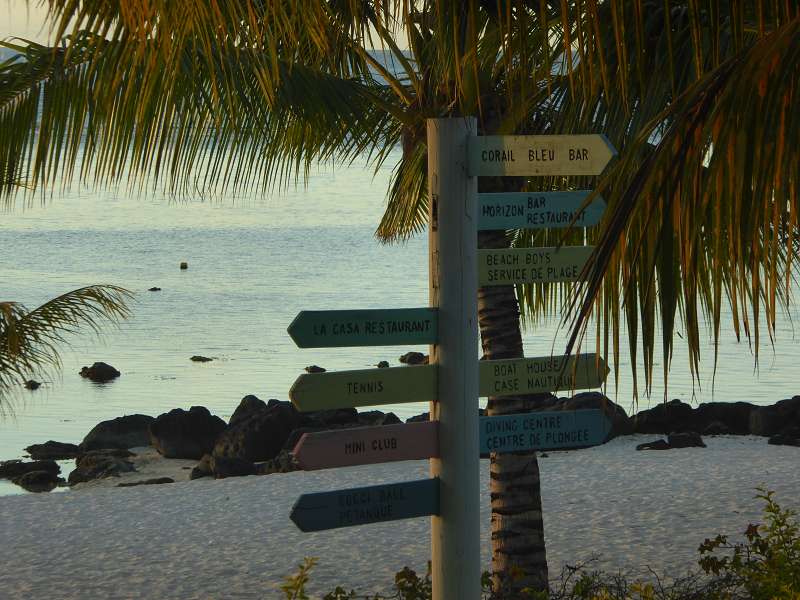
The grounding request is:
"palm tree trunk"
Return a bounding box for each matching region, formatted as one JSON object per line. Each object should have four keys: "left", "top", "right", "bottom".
{"left": 479, "top": 227, "right": 551, "bottom": 596}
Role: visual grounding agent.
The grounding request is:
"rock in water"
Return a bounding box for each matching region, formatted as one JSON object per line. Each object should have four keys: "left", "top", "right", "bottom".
{"left": 79, "top": 362, "right": 121, "bottom": 382}
{"left": 147, "top": 287, "right": 162, "bottom": 292}
{"left": 304, "top": 365, "right": 326, "bottom": 373}
{"left": 375, "top": 361, "right": 390, "bottom": 368}
{"left": 68, "top": 452, "right": 135, "bottom": 485}
{"left": 190, "top": 355, "right": 213, "bottom": 362}
{"left": 180, "top": 262, "right": 188, "bottom": 270}
{"left": 0, "top": 460, "right": 60, "bottom": 479}
{"left": 25, "top": 441, "right": 80, "bottom": 460}
{"left": 24, "top": 380, "right": 41, "bottom": 390}
{"left": 12, "top": 470, "right": 60, "bottom": 493}
{"left": 399, "top": 352, "right": 428, "bottom": 365}
{"left": 80, "top": 414, "right": 154, "bottom": 451}
{"left": 149, "top": 406, "right": 226, "bottom": 459}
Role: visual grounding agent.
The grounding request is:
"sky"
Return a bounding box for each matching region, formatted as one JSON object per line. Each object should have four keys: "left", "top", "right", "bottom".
{"left": 1, "top": 1, "right": 53, "bottom": 43}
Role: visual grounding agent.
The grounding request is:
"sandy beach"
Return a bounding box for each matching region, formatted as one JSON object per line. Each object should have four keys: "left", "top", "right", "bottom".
{"left": 0, "top": 434, "right": 797, "bottom": 599}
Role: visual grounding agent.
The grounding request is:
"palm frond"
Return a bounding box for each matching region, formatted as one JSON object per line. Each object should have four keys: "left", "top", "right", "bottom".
{"left": 0, "top": 285, "right": 133, "bottom": 413}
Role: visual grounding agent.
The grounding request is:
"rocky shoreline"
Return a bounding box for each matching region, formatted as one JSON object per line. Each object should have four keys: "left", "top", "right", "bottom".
{"left": 2, "top": 392, "right": 798, "bottom": 493}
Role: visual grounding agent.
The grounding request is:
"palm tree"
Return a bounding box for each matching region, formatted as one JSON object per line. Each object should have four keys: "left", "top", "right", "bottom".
{"left": 1, "top": 285, "right": 133, "bottom": 413}
{"left": 1, "top": 1, "right": 797, "bottom": 595}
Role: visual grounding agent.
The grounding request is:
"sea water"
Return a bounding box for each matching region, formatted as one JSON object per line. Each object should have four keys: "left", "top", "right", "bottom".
{"left": 1, "top": 149, "right": 798, "bottom": 495}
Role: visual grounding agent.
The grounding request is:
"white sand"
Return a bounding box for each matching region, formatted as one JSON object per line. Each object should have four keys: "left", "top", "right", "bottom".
{"left": 0, "top": 435, "right": 798, "bottom": 599}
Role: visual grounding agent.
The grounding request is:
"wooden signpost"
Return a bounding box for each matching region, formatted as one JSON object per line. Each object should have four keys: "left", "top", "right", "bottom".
{"left": 287, "top": 122, "right": 617, "bottom": 600}
{"left": 288, "top": 365, "right": 437, "bottom": 411}
{"left": 479, "top": 353, "right": 609, "bottom": 397}
{"left": 469, "top": 134, "right": 617, "bottom": 177}
{"left": 293, "top": 421, "right": 439, "bottom": 470}
{"left": 478, "top": 245, "right": 594, "bottom": 286}
{"left": 287, "top": 308, "right": 437, "bottom": 348}
{"left": 478, "top": 191, "right": 605, "bottom": 230}
{"left": 480, "top": 409, "right": 612, "bottom": 454}
{"left": 290, "top": 478, "right": 440, "bottom": 532}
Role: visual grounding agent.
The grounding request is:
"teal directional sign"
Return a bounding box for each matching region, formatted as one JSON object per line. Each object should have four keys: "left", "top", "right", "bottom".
{"left": 287, "top": 308, "right": 437, "bottom": 348}
{"left": 478, "top": 191, "right": 605, "bottom": 230}
{"left": 480, "top": 409, "right": 611, "bottom": 454}
{"left": 290, "top": 478, "right": 440, "bottom": 532}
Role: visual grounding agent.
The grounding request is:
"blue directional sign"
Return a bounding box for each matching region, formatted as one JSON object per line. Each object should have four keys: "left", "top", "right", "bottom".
{"left": 478, "top": 191, "right": 605, "bottom": 230}
{"left": 480, "top": 409, "right": 611, "bottom": 454}
{"left": 290, "top": 478, "right": 440, "bottom": 532}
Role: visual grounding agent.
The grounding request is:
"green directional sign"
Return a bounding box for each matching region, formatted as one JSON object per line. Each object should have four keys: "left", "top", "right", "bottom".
{"left": 478, "top": 191, "right": 605, "bottom": 230}
{"left": 469, "top": 134, "right": 617, "bottom": 177}
{"left": 478, "top": 245, "right": 594, "bottom": 286}
{"left": 289, "top": 365, "right": 437, "bottom": 411}
{"left": 287, "top": 308, "right": 437, "bottom": 348}
{"left": 480, "top": 353, "right": 608, "bottom": 397}
{"left": 290, "top": 478, "right": 439, "bottom": 532}
{"left": 480, "top": 409, "right": 612, "bottom": 453}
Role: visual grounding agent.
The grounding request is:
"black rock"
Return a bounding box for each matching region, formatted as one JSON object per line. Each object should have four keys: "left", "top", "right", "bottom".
{"left": 190, "top": 454, "right": 213, "bottom": 480}
{"left": 667, "top": 432, "right": 706, "bottom": 448}
{"left": 80, "top": 414, "right": 155, "bottom": 452}
{"left": 768, "top": 431, "right": 800, "bottom": 447}
{"left": 631, "top": 399, "right": 694, "bottom": 434}
{"left": 147, "top": 287, "right": 162, "bottom": 292}
{"left": 68, "top": 452, "right": 135, "bottom": 484}
{"left": 117, "top": 477, "right": 174, "bottom": 487}
{"left": 399, "top": 352, "right": 428, "bottom": 365}
{"left": 213, "top": 400, "right": 301, "bottom": 463}
{"left": 256, "top": 449, "right": 298, "bottom": 475}
{"left": 695, "top": 402, "right": 755, "bottom": 435}
{"left": 703, "top": 421, "right": 733, "bottom": 436}
{"left": 12, "top": 470, "right": 60, "bottom": 493}
{"left": 190, "top": 355, "right": 213, "bottom": 362}
{"left": 302, "top": 407, "right": 359, "bottom": 427}
{"left": 149, "top": 406, "right": 227, "bottom": 459}
{"left": 750, "top": 397, "right": 800, "bottom": 436}
{"left": 24, "top": 380, "right": 41, "bottom": 390}
{"left": 211, "top": 456, "right": 256, "bottom": 479}
{"left": 229, "top": 395, "right": 269, "bottom": 426}
{"left": 79, "top": 362, "right": 121, "bottom": 382}
{"left": 0, "top": 459, "right": 59, "bottom": 479}
{"left": 180, "top": 262, "right": 188, "bottom": 270}
{"left": 406, "top": 412, "right": 430, "bottom": 423}
{"left": 376, "top": 361, "right": 390, "bottom": 368}
{"left": 25, "top": 440, "right": 80, "bottom": 460}
{"left": 636, "top": 439, "right": 670, "bottom": 451}
{"left": 304, "top": 365, "right": 326, "bottom": 373}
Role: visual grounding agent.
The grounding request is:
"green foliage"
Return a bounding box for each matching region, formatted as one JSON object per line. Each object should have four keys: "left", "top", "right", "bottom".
{"left": 698, "top": 488, "right": 800, "bottom": 599}
{"left": 280, "top": 557, "right": 317, "bottom": 600}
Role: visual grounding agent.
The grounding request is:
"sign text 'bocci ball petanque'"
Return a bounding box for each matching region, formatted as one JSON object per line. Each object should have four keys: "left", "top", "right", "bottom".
{"left": 287, "top": 308, "right": 437, "bottom": 348}
{"left": 480, "top": 353, "right": 609, "bottom": 397}
{"left": 290, "top": 478, "right": 439, "bottom": 532}
{"left": 480, "top": 409, "right": 611, "bottom": 453}
{"left": 289, "top": 365, "right": 437, "bottom": 411}
{"left": 293, "top": 421, "right": 439, "bottom": 470}
{"left": 478, "top": 191, "right": 605, "bottom": 230}
{"left": 469, "top": 134, "right": 617, "bottom": 177}
{"left": 478, "top": 245, "right": 594, "bottom": 286}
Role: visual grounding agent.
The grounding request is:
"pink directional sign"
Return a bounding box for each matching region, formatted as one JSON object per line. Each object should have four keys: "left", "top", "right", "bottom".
{"left": 293, "top": 421, "right": 439, "bottom": 470}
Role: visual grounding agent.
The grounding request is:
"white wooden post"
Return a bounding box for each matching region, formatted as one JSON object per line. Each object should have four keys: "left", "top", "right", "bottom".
{"left": 427, "top": 117, "right": 480, "bottom": 600}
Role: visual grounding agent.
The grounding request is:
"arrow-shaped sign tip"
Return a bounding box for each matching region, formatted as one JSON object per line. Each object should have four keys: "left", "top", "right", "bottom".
{"left": 599, "top": 134, "right": 619, "bottom": 159}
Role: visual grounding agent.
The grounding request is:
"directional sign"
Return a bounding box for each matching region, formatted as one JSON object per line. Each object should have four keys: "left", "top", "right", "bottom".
{"left": 287, "top": 308, "right": 437, "bottom": 348}
{"left": 469, "top": 134, "right": 617, "bottom": 177}
{"left": 478, "top": 245, "right": 594, "bottom": 286}
{"left": 480, "top": 409, "right": 611, "bottom": 454}
{"left": 478, "top": 191, "right": 605, "bottom": 230}
{"left": 293, "top": 421, "right": 439, "bottom": 470}
{"left": 290, "top": 478, "right": 439, "bottom": 532}
{"left": 289, "top": 365, "right": 437, "bottom": 411}
{"left": 480, "top": 353, "right": 608, "bottom": 397}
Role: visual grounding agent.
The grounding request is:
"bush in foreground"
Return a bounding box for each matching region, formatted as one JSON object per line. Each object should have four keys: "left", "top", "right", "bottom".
{"left": 281, "top": 489, "right": 800, "bottom": 599}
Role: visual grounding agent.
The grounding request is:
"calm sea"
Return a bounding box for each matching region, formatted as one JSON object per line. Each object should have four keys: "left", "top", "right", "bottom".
{"left": 2, "top": 149, "right": 798, "bottom": 495}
